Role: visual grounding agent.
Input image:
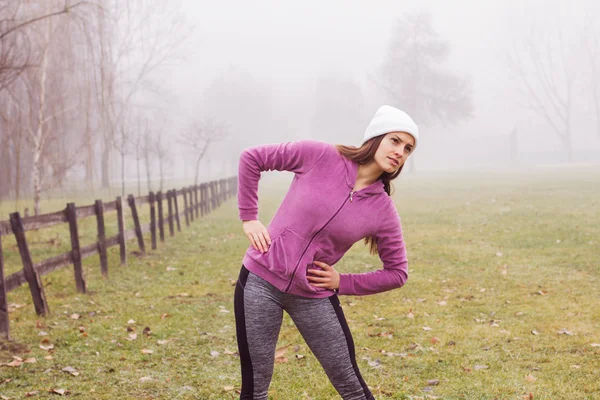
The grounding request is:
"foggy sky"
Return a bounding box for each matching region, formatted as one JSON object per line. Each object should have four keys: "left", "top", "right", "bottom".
{"left": 157, "top": 0, "right": 599, "bottom": 176}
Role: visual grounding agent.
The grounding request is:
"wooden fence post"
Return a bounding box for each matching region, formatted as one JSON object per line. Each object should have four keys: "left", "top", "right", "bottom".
{"left": 0, "top": 234, "right": 9, "bottom": 340}
{"left": 157, "top": 191, "right": 165, "bottom": 242}
{"left": 183, "top": 188, "right": 190, "bottom": 227}
{"left": 211, "top": 181, "right": 216, "bottom": 211}
{"left": 116, "top": 196, "right": 127, "bottom": 266}
{"left": 10, "top": 212, "right": 49, "bottom": 316}
{"left": 149, "top": 192, "right": 157, "bottom": 250}
{"left": 66, "top": 203, "right": 86, "bottom": 293}
{"left": 128, "top": 195, "right": 146, "bottom": 255}
{"left": 173, "top": 190, "right": 181, "bottom": 232}
{"left": 95, "top": 200, "right": 108, "bottom": 278}
{"left": 194, "top": 185, "right": 199, "bottom": 218}
{"left": 188, "top": 187, "right": 195, "bottom": 223}
{"left": 167, "top": 190, "right": 174, "bottom": 237}
{"left": 199, "top": 183, "right": 205, "bottom": 217}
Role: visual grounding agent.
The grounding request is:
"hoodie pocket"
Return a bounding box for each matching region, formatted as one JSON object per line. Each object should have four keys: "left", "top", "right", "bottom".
{"left": 247, "top": 227, "right": 309, "bottom": 277}
{"left": 297, "top": 246, "right": 333, "bottom": 294}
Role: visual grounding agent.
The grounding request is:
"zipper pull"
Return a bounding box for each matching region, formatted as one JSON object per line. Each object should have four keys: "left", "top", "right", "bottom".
{"left": 350, "top": 190, "right": 354, "bottom": 202}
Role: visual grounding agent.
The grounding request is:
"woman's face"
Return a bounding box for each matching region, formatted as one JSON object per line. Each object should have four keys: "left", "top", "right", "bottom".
{"left": 374, "top": 132, "right": 416, "bottom": 173}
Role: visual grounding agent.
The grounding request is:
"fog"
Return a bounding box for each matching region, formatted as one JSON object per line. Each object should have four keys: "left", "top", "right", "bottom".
{"left": 1, "top": 0, "right": 598, "bottom": 206}
{"left": 160, "top": 0, "right": 599, "bottom": 176}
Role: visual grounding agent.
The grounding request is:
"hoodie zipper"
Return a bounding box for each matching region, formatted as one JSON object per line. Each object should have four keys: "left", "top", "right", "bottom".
{"left": 284, "top": 190, "right": 354, "bottom": 292}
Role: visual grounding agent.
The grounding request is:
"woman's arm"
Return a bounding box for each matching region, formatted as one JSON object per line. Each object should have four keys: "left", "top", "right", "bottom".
{"left": 337, "top": 201, "right": 408, "bottom": 296}
{"left": 237, "top": 140, "right": 329, "bottom": 221}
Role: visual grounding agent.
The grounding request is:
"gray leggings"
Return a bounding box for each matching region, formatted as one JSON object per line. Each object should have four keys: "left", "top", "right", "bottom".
{"left": 234, "top": 266, "right": 374, "bottom": 400}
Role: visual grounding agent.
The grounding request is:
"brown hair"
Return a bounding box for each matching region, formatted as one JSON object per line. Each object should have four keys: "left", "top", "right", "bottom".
{"left": 335, "top": 135, "right": 404, "bottom": 255}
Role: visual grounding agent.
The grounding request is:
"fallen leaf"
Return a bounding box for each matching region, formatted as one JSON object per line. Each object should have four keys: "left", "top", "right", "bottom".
{"left": 157, "top": 340, "right": 169, "bottom": 345}
{"left": 24, "top": 391, "right": 38, "bottom": 397}
{"left": 522, "top": 394, "right": 534, "bottom": 400}
{"left": 430, "top": 337, "right": 440, "bottom": 344}
{"left": 590, "top": 343, "right": 600, "bottom": 347}
{"left": 38, "top": 331, "right": 48, "bottom": 336}
{"left": 437, "top": 301, "right": 447, "bottom": 306}
{"left": 126, "top": 333, "right": 137, "bottom": 341}
{"left": 461, "top": 366, "right": 472, "bottom": 373}
{"left": 41, "top": 337, "right": 50, "bottom": 344}
{"left": 571, "top": 365, "right": 581, "bottom": 369}
{"left": 407, "top": 310, "right": 415, "bottom": 319}
{"left": 422, "top": 327, "right": 432, "bottom": 331}
{"left": 496, "top": 252, "right": 503, "bottom": 257}
{"left": 70, "top": 314, "right": 80, "bottom": 320}
{"left": 223, "top": 349, "right": 236, "bottom": 355}
{"left": 531, "top": 330, "right": 540, "bottom": 336}
{"left": 223, "top": 385, "right": 234, "bottom": 391}
{"left": 474, "top": 365, "right": 489, "bottom": 371}
{"left": 557, "top": 328, "right": 574, "bottom": 336}
{"left": 50, "top": 388, "right": 69, "bottom": 395}
{"left": 368, "top": 359, "right": 381, "bottom": 368}
{"left": 127, "top": 319, "right": 136, "bottom": 324}
{"left": 295, "top": 354, "right": 305, "bottom": 359}
{"left": 161, "top": 313, "right": 170, "bottom": 319}
{"left": 427, "top": 379, "right": 440, "bottom": 386}
{"left": 141, "top": 349, "right": 154, "bottom": 354}
{"left": 143, "top": 327, "right": 151, "bottom": 336}
{"left": 40, "top": 344, "right": 54, "bottom": 351}
{"left": 210, "top": 350, "right": 220, "bottom": 357}
{"left": 166, "top": 267, "right": 177, "bottom": 271}
{"left": 24, "top": 358, "right": 36, "bottom": 364}
{"left": 525, "top": 374, "right": 537, "bottom": 382}
{"left": 5, "top": 360, "right": 22, "bottom": 367}
{"left": 78, "top": 326, "right": 85, "bottom": 333}
{"left": 62, "top": 366, "right": 79, "bottom": 376}
{"left": 139, "top": 376, "right": 152, "bottom": 382}
{"left": 177, "top": 293, "right": 190, "bottom": 297}
{"left": 1, "top": 394, "right": 9, "bottom": 399}
{"left": 44, "top": 356, "right": 53, "bottom": 360}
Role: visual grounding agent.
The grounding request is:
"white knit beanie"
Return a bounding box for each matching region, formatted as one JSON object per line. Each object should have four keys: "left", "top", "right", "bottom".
{"left": 361, "top": 105, "right": 419, "bottom": 148}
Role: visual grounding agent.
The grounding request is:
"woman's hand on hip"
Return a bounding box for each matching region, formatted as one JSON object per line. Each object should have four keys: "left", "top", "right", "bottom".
{"left": 307, "top": 261, "right": 340, "bottom": 290}
{"left": 242, "top": 220, "right": 271, "bottom": 253}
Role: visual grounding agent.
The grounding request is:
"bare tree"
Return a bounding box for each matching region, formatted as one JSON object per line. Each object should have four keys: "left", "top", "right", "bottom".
{"left": 113, "top": 125, "right": 132, "bottom": 197}
{"left": 0, "top": 1, "right": 93, "bottom": 92}
{"left": 584, "top": 28, "right": 600, "bottom": 138}
{"left": 378, "top": 12, "right": 473, "bottom": 172}
{"left": 151, "top": 131, "right": 172, "bottom": 192}
{"left": 179, "top": 118, "right": 228, "bottom": 186}
{"left": 508, "top": 25, "right": 576, "bottom": 161}
{"left": 95, "top": 0, "right": 191, "bottom": 189}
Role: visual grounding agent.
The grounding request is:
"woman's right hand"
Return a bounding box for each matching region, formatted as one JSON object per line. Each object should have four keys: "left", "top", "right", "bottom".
{"left": 242, "top": 220, "right": 272, "bottom": 253}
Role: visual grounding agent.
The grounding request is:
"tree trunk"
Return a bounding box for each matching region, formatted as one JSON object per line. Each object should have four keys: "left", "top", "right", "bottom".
{"left": 101, "top": 145, "right": 111, "bottom": 189}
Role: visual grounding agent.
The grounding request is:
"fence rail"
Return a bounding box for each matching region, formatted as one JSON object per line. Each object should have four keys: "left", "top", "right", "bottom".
{"left": 0, "top": 177, "right": 238, "bottom": 341}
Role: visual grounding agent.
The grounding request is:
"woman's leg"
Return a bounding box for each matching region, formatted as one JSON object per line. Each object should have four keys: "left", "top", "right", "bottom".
{"left": 285, "top": 294, "right": 375, "bottom": 400}
{"left": 234, "top": 266, "right": 284, "bottom": 400}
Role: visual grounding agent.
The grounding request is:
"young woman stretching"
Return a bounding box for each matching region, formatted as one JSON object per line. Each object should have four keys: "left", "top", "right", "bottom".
{"left": 234, "top": 105, "right": 419, "bottom": 399}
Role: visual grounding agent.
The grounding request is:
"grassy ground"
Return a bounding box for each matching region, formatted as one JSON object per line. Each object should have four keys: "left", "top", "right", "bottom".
{"left": 1, "top": 167, "right": 599, "bottom": 399}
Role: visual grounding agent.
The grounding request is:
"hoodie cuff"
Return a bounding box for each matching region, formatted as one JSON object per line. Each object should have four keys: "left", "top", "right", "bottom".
{"left": 239, "top": 210, "right": 258, "bottom": 221}
{"left": 337, "top": 274, "right": 353, "bottom": 296}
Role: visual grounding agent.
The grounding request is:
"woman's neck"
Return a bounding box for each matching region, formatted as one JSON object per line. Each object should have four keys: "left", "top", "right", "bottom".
{"left": 354, "top": 162, "right": 383, "bottom": 191}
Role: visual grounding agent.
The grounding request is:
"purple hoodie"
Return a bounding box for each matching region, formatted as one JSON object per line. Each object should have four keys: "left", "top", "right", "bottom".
{"left": 238, "top": 140, "right": 408, "bottom": 298}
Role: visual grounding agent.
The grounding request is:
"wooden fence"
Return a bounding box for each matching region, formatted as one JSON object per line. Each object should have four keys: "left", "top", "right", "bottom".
{"left": 0, "top": 177, "right": 237, "bottom": 340}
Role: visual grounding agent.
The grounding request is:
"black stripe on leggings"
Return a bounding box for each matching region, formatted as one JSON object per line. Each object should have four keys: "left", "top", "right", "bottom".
{"left": 235, "top": 265, "right": 254, "bottom": 399}
{"left": 329, "top": 295, "right": 375, "bottom": 400}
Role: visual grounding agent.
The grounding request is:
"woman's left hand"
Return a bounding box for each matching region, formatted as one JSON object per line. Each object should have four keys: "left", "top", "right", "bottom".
{"left": 307, "top": 261, "right": 340, "bottom": 290}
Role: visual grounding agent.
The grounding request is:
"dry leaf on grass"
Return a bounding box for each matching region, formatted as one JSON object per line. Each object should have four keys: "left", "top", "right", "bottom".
{"left": 126, "top": 333, "right": 137, "bottom": 341}
{"left": 4, "top": 360, "right": 22, "bottom": 367}
{"left": 62, "top": 366, "right": 79, "bottom": 376}
{"left": 531, "top": 330, "right": 540, "bottom": 336}
{"left": 40, "top": 344, "right": 54, "bottom": 351}
{"left": 24, "top": 358, "right": 36, "bottom": 364}
{"left": 127, "top": 319, "right": 136, "bottom": 324}
{"left": 70, "top": 314, "right": 80, "bottom": 320}
{"left": 422, "top": 326, "right": 432, "bottom": 331}
{"left": 210, "top": 350, "right": 220, "bottom": 357}
{"left": 157, "top": 340, "right": 169, "bottom": 345}
{"left": 141, "top": 349, "right": 154, "bottom": 355}
{"left": 139, "top": 376, "right": 152, "bottom": 382}
{"left": 474, "top": 365, "right": 489, "bottom": 371}
{"left": 143, "top": 327, "right": 151, "bottom": 336}
{"left": 223, "top": 385, "right": 235, "bottom": 391}
{"left": 525, "top": 374, "right": 537, "bottom": 382}
{"left": 275, "top": 345, "right": 290, "bottom": 363}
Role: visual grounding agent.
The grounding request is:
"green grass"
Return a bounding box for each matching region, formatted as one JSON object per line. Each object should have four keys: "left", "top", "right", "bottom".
{"left": 1, "top": 167, "right": 599, "bottom": 399}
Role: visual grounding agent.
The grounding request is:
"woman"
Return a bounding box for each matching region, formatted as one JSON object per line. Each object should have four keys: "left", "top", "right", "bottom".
{"left": 234, "top": 105, "right": 418, "bottom": 399}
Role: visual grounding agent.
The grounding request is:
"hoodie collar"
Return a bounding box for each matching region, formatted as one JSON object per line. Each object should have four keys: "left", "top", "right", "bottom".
{"left": 342, "top": 156, "right": 385, "bottom": 196}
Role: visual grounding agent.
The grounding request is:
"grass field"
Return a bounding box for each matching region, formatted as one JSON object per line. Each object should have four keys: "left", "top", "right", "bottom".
{"left": 1, "top": 167, "right": 599, "bottom": 399}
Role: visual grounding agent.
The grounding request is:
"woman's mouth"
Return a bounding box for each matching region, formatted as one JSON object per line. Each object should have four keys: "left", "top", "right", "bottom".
{"left": 388, "top": 157, "right": 399, "bottom": 167}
